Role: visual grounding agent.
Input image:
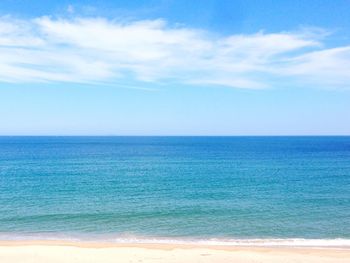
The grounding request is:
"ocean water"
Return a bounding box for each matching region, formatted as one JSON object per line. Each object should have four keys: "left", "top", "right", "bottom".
{"left": 0, "top": 136, "right": 350, "bottom": 247}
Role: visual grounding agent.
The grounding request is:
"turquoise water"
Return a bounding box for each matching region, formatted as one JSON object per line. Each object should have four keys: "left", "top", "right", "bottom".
{"left": 0, "top": 136, "right": 349, "bottom": 246}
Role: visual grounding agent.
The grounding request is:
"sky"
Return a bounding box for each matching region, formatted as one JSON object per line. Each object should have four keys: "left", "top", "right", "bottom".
{"left": 0, "top": 0, "right": 350, "bottom": 135}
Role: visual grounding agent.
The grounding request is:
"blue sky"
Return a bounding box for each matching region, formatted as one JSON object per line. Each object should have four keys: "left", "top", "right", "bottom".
{"left": 0, "top": 0, "right": 350, "bottom": 135}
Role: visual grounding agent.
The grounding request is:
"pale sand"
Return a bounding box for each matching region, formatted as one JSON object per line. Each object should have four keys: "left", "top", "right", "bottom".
{"left": 0, "top": 241, "right": 349, "bottom": 263}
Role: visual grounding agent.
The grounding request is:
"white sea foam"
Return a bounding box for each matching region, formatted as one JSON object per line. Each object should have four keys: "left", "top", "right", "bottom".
{"left": 1, "top": 233, "right": 350, "bottom": 248}
{"left": 108, "top": 237, "right": 350, "bottom": 248}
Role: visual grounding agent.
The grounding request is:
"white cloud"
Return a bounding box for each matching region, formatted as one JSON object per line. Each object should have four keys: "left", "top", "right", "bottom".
{"left": 0, "top": 16, "right": 349, "bottom": 89}
{"left": 282, "top": 46, "right": 350, "bottom": 88}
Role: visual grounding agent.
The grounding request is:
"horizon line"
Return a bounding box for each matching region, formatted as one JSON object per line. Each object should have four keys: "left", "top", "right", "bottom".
{"left": 0, "top": 135, "right": 349, "bottom": 137}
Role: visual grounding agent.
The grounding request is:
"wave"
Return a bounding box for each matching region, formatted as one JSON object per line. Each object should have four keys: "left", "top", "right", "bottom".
{"left": 109, "top": 237, "right": 350, "bottom": 248}
{"left": 1, "top": 233, "right": 350, "bottom": 248}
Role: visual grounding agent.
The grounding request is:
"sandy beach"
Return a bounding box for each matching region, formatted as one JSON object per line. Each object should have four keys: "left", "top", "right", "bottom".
{"left": 0, "top": 241, "right": 349, "bottom": 263}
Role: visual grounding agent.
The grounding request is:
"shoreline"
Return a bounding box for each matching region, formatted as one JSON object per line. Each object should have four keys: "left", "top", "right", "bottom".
{"left": 0, "top": 240, "right": 349, "bottom": 263}
{"left": 1, "top": 237, "right": 350, "bottom": 248}
{"left": 1, "top": 239, "right": 350, "bottom": 250}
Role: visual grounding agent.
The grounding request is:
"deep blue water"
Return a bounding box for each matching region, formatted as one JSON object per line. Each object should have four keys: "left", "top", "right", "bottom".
{"left": 0, "top": 136, "right": 349, "bottom": 244}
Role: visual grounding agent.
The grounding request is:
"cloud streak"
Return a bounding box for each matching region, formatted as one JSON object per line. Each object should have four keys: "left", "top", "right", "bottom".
{"left": 0, "top": 16, "right": 349, "bottom": 89}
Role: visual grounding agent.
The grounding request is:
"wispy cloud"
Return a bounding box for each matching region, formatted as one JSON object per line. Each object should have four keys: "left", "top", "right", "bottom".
{"left": 0, "top": 16, "right": 349, "bottom": 89}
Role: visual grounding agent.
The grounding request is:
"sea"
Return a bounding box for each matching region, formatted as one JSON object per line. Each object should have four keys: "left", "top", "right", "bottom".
{"left": 0, "top": 136, "right": 349, "bottom": 247}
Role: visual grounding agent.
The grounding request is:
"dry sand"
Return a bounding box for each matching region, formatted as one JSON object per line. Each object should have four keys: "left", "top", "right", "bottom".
{"left": 0, "top": 241, "right": 349, "bottom": 263}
